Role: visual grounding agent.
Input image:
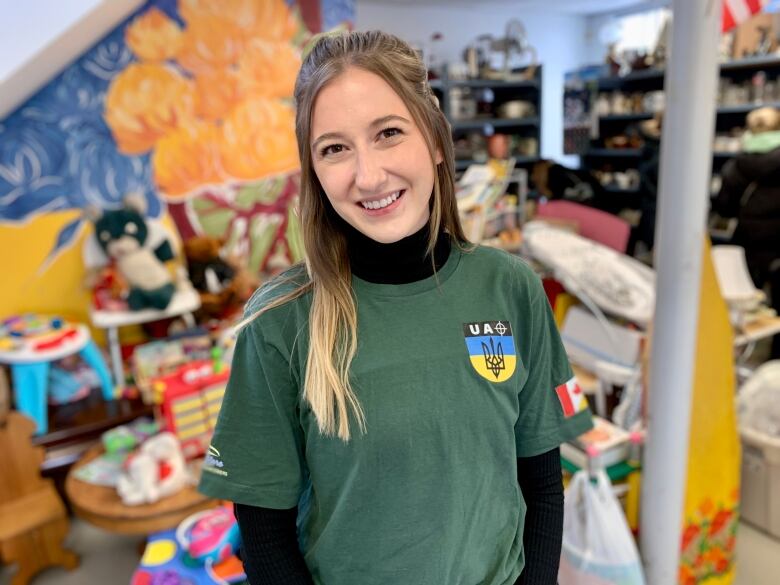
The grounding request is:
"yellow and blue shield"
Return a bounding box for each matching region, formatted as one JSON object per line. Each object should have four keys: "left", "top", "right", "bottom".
{"left": 463, "top": 321, "right": 516, "bottom": 382}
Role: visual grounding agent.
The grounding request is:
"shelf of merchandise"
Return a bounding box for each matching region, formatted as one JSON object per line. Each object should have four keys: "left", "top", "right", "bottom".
{"left": 597, "top": 68, "right": 664, "bottom": 87}
{"left": 430, "top": 78, "right": 539, "bottom": 90}
{"left": 596, "top": 55, "right": 780, "bottom": 88}
{"left": 600, "top": 102, "right": 780, "bottom": 122}
{"left": 599, "top": 112, "right": 655, "bottom": 122}
{"left": 603, "top": 185, "right": 640, "bottom": 195}
{"left": 430, "top": 66, "right": 542, "bottom": 170}
{"left": 585, "top": 148, "right": 736, "bottom": 160}
{"left": 716, "top": 101, "right": 780, "bottom": 114}
{"left": 455, "top": 155, "right": 538, "bottom": 171}
{"left": 580, "top": 55, "right": 780, "bottom": 211}
{"left": 583, "top": 148, "right": 643, "bottom": 158}
{"left": 451, "top": 116, "right": 539, "bottom": 132}
{"left": 720, "top": 54, "right": 780, "bottom": 72}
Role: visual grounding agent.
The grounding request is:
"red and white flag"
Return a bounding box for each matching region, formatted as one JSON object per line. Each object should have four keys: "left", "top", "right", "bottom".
{"left": 723, "top": 0, "right": 768, "bottom": 33}
{"left": 555, "top": 377, "right": 588, "bottom": 418}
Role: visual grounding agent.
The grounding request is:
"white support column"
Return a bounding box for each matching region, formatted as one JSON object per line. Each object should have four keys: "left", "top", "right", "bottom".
{"left": 640, "top": 0, "right": 720, "bottom": 583}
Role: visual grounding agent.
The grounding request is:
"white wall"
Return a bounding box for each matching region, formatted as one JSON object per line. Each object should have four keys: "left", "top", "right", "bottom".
{"left": 0, "top": 0, "right": 143, "bottom": 119}
{"left": 355, "top": 1, "right": 593, "bottom": 164}
{"left": 0, "top": 0, "right": 103, "bottom": 83}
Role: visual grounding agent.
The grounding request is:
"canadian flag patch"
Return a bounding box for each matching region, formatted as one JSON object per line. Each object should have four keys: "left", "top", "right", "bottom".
{"left": 555, "top": 377, "right": 587, "bottom": 418}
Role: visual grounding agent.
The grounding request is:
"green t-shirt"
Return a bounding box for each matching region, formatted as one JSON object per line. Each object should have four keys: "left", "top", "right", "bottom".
{"left": 199, "top": 244, "right": 593, "bottom": 585}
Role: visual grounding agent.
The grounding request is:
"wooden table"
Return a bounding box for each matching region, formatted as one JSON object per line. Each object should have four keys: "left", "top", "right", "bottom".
{"left": 734, "top": 315, "right": 780, "bottom": 347}
{"left": 65, "top": 445, "right": 215, "bottom": 535}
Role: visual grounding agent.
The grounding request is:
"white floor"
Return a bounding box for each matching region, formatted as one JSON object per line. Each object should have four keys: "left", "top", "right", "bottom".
{"left": 1, "top": 518, "right": 778, "bottom": 584}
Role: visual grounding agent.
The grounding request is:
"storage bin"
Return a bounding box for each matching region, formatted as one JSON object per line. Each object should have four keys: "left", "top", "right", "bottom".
{"left": 740, "top": 426, "right": 780, "bottom": 539}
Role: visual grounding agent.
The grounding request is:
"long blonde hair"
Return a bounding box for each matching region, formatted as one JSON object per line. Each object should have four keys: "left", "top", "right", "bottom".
{"left": 247, "top": 31, "right": 468, "bottom": 440}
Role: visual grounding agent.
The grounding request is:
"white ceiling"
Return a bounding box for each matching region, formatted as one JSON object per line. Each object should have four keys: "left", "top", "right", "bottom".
{"left": 358, "top": 0, "right": 669, "bottom": 15}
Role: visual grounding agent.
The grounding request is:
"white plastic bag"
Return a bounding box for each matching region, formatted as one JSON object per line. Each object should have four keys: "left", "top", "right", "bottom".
{"left": 738, "top": 360, "right": 780, "bottom": 437}
{"left": 559, "top": 470, "right": 646, "bottom": 585}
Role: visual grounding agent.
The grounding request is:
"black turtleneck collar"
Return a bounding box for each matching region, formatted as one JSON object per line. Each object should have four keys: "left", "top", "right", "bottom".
{"left": 343, "top": 220, "right": 451, "bottom": 285}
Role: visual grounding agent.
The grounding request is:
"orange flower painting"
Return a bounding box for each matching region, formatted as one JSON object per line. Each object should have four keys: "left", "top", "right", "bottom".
{"left": 218, "top": 97, "right": 299, "bottom": 180}
{"left": 125, "top": 8, "right": 183, "bottom": 62}
{"left": 238, "top": 40, "right": 301, "bottom": 99}
{"left": 679, "top": 500, "right": 739, "bottom": 583}
{"left": 152, "top": 121, "right": 225, "bottom": 196}
{"left": 105, "top": 0, "right": 305, "bottom": 192}
{"left": 100, "top": 0, "right": 347, "bottom": 273}
{"left": 105, "top": 63, "right": 196, "bottom": 155}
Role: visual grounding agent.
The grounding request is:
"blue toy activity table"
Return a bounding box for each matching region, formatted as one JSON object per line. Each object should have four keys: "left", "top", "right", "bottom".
{"left": 0, "top": 315, "right": 114, "bottom": 434}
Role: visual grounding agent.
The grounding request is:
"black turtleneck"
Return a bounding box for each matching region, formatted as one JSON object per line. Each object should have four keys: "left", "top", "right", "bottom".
{"left": 233, "top": 220, "right": 563, "bottom": 585}
{"left": 344, "top": 220, "right": 451, "bottom": 285}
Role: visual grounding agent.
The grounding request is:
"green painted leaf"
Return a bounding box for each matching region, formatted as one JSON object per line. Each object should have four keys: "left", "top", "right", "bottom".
{"left": 236, "top": 177, "right": 286, "bottom": 209}
{"left": 197, "top": 208, "right": 235, "bottom": 238}
{"left": 286, "top": 205, "right": 305, "bottom": 263}
{"left": 249, "top": 213, "right": 283, "bottom": 273}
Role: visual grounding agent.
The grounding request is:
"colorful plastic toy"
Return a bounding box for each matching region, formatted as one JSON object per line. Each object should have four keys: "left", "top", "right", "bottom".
{"left": 0, "top": 314, "right": 114, "bottom": 434}
{"left": 177, "top": 505, "right": 241, "bottom": 566}
{"left": 151, "top": 360, "right": 229, "bottom": 459}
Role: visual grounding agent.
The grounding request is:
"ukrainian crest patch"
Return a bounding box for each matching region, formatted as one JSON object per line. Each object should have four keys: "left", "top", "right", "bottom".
{"left": 463, "top": 321, "right": 516, "bottom": 382}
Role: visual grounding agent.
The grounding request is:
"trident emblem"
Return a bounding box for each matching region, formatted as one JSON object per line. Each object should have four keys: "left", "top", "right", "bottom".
{"left": 481, "top": 337, "right": 505, "bottom": 379}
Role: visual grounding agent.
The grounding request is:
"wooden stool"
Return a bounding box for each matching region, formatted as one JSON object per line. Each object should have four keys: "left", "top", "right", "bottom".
{"left": 0, "top": 411, "right": 79, "bottom": 585}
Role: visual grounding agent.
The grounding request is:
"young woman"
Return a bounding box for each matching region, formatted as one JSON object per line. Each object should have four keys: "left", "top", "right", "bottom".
{"left": 199, "top": 30, "right": 592, "bottom": 585}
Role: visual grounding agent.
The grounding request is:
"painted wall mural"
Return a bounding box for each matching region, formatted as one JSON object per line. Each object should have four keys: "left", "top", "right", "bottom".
{"left": 0, "top": 0, "right": 354, "bottom": 284}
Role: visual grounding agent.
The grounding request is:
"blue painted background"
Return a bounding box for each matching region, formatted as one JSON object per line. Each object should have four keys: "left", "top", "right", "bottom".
{"left": 0, "top": 0, "right": 354, "bottom": 264}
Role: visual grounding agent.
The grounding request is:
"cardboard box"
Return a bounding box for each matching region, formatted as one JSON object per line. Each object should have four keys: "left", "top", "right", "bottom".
{"left": 732, "top": 12, "right": 780, "bottom": 59}
{"left": 740, "top": 426, "right": 780, "bottom": 538}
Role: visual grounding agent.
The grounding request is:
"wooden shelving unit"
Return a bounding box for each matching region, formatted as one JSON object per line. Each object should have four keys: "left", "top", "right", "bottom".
{"left": 430, "top": 66, "right": 543, "bottom": 171}
{"left": 582, "top": 55, "right": 780, "bottom": 195}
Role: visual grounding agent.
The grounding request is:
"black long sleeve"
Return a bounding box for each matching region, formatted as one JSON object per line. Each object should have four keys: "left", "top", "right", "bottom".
{"left": 515, "top": 447, "right": 564, "bottom": 585}
{"left": 234, "top": 503, "right": 314, "bottom": 585}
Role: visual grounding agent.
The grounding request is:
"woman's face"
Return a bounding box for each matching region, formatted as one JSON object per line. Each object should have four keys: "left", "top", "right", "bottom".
{"left": 310, "top": 67, "right": 440, "bottom": 244}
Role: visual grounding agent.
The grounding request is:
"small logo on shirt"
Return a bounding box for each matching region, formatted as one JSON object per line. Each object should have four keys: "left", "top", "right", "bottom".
{"left": 203, "top": 444, "right": 228, "bottom": 477}
{"left": 463, "top": 321, "right": 516, "bottom": 382}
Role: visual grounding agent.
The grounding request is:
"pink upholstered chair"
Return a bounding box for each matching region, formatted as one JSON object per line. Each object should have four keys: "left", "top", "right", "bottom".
{"left": 535, "top": 200, "right": 631, "bottom": 253}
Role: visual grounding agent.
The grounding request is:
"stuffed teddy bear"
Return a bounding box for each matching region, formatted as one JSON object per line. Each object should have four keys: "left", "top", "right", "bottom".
{"left": 183, "top": 236, "right": 256, "bottom": 320}
{"left": 86, "top": 194, "right": 176, "bottom": 311}
{"left": 116, "top": 432, "right": 190, "bottom": 506}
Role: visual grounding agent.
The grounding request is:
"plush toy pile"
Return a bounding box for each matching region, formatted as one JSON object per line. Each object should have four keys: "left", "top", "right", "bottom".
{"left": 86, "top": 194, "right": 177, "bottom": 311}
{"left": 116, "top": 431, "right": 191, "bottom": 506}
{"left": 183, "top": 236, "right": 256, "bottom": 320}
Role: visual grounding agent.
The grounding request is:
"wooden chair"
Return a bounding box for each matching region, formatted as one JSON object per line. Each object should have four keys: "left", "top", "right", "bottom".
{"left": 0, "top": 373, "right": 79, "bottom": 585}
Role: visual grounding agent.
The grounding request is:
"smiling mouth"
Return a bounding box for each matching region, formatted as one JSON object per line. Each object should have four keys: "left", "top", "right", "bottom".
{"left": 358, "top": 190, "right": 405, "bottom": 210}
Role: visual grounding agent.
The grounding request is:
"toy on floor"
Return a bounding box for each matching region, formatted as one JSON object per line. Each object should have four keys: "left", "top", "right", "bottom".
{"left": 102, "top": 418, "right": 160, "bottom": 455}
{"left": 177, "top": 505, "right": 241, "bottom": 566}
{"left": 132, "top": 524, "right": 246, "bottom": 585}
{"left": 0, "top": 314, "right": 114, "bottom": 434}
{"left": 152, "top": 360, "right": 230, "bottom": 460}
{"left": 85, "top": 194, "right": 177, "bottom": 311}
{"left": 0, "top": 314, "right": 78, "bottom": 352}
{"left": 132, "top": 328, "right": 213, "bottom": 404}
{"left": 47, "top": 365, "right": 91, "bottom": 405}
{"left": 116, "top": 432, "right": 191, "bottom": 506}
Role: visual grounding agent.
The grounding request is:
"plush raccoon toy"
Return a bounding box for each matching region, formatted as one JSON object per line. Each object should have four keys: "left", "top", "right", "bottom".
{"left": 87, "top": 194, "right": 175, "bottom": 311}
